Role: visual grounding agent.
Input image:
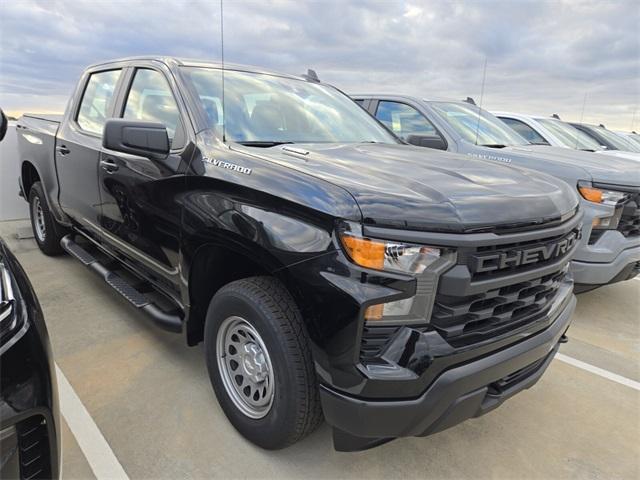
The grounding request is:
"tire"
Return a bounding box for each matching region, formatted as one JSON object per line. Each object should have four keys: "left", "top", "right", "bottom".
{"left": 204, "top": 276, "right": 322, "bottom": 449}
{"left": 29, "top": 182, "right": 66, "bottom": 256}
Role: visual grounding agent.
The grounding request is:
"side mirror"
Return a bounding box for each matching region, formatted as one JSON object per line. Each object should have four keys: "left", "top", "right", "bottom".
{"left": 103, "top": 119, "right": 169, "bottom": 160}
{"left": 0, "top": 109, "right": 7, "bottom": 142}
{"left": 406, "top": 134, "right": 447, "bottom": 151}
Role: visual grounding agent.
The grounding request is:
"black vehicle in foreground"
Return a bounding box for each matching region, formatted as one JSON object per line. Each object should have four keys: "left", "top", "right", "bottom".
{"left": 0, "top": 239, "right": 60, "bottom": 480}
{"left": 1, "top": 109, "right": 60, "bottom": 479}
{"left": 16, "top": 57, "right": 580, "bottom": 451}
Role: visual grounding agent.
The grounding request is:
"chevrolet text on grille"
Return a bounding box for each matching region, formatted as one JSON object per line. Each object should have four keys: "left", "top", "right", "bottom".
{"left": 472, "top": 230, "right": 581, "bottom": 273}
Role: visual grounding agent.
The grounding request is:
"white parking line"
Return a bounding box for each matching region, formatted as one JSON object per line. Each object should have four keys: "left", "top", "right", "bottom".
{"left": 55, "top": 364, "right": 129, "bottom": 480}
{"left": 555, "top": 353, "right": 640, "bottom": 391}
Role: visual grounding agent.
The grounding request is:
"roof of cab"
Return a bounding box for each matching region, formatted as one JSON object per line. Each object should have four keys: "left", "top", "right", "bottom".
{"left": 350, "top": 93, "right": 465, "bottom": 104}
{"left": 85, "top": 56, "right": 305, "bottom": 81}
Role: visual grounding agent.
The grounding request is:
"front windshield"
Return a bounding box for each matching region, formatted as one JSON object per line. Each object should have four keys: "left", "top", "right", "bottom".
{"left": 592, "top": 126, "right": 640, "bottom": 153}
{"left": 430, "top": 101, "right": 529, "bottom": 147}
{"left": 181, "top": 67, "right": 397, "bottom": 145}
{"left": 536, "top": 118, "right": 603, "bottom": 151}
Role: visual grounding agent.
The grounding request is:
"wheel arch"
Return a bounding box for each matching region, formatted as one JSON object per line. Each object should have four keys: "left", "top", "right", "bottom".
{"left": 21, "top": 160, "right": 41, "bottom": 199}
{"left": 185, "top": 242, "right": 303, "bottom": 346}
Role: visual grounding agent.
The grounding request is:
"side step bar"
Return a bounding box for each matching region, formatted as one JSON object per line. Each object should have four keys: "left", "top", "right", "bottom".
{"left": 60, "top": 235, "right": 183, "bottom": 333}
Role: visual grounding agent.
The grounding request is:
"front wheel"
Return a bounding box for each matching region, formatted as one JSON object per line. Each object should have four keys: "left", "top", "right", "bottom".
{"left": 204, "top": 276, "right": 322, "bottom": 449}
{"left": 28, "top": 182, "right": 67, "bottom": 256}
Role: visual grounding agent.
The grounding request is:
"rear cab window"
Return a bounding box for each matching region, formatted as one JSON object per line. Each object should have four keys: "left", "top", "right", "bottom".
{"left": 76, "top": 69, "right": 122, "bottom": 135}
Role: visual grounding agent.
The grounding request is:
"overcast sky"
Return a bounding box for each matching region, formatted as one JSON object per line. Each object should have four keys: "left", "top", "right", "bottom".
{"left": 1, "top": 0, "right": 638, "bottom": 129}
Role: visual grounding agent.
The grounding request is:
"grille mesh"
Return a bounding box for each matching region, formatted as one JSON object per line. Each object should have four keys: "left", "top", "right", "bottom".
{"left": 618, "top": 199, "right": 640, "bottom": 238}
{"left": 431, "top": 269, "right": 566, "bottom": 346}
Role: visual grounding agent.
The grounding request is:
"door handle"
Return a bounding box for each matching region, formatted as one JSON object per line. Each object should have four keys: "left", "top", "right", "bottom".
{"left": 56, "top": 145, "right": 70, "bottom": 156}
{"left": 100, "top": 158, "right": 119, "bottom": 173}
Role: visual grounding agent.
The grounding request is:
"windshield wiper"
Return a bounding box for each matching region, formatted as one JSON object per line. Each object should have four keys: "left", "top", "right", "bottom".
{"left": 480, "top": 144, "right": 507, "bottom": 148}
{"left": 237, "top": 141, "right": 294, "bottom": 147}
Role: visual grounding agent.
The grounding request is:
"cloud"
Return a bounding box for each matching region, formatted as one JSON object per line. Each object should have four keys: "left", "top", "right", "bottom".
{"left": 0, "top": 0, "right": 638, "bottom": 129}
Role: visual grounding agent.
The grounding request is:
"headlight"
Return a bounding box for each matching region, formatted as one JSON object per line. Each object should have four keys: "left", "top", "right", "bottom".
{"left": 338, "top": 222, "right": 452, "bottom": 324}
{"left": 578, "top": 181, "right": 629, "bottom": 231}
{"left": 339, "top": 228, "right": 441, "bottom": 275}
{"left": 578, "top": 182, "right": 629, "bottom": 206}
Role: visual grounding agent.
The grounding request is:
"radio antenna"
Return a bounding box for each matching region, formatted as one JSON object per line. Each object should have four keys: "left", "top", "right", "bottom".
{"left": 220, "top": 0, "right": 226, "bottom": 143}
{"left": 474, "top": 57, "right": 487, "bottom": 146}
{"left": 576, "top": 92, "right": 587, "bottom": 149}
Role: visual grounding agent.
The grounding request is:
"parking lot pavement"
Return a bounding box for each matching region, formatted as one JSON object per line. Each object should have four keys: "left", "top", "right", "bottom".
{"left": 1, "top": 219, "right": 638, "bottom": 479}
{"left": 60, "top": 418, "right": 95, "bottom": 480}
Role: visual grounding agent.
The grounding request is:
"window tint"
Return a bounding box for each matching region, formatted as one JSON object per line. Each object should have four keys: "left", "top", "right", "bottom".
{"left": 375, "top": 101, "right": 437, "bottom": 140}
{"left": 500, "top": 117, "right": 549, "bottom": 145}
{"left": 77, "top": 70, "right": 121, "bottom": 135}
{"left": 123, "top": 69, "right": 181, "bottom": 143}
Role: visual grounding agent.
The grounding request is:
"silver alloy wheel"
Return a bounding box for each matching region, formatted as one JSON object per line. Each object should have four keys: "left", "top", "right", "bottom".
{"left": 216, "top": 316, "right": 275, "bottom": 419}
{"left": 32, "top": 196, "right": 46, "bottom": 243}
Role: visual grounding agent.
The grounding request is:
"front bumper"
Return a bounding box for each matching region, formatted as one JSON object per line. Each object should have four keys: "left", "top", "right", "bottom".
{"left": 572, "top": 245, "right": 640, "bottom": 286}
{"left": 320, "top": 292, "right": 576, "bottom": 451}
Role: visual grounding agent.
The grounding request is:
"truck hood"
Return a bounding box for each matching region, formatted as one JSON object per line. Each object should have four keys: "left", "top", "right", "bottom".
{"left": 240, "top": 143, "right": 579, "bottom": 232}
{"left": 507, "top": 145, "right": 640, "bottom": 186}
{"left": 596, "top": 150, "right": 640, "bottom": 162}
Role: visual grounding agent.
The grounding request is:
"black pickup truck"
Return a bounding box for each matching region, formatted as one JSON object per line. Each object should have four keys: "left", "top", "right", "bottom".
{"left": 16, "top": 57, "right": 581, "bottom": 451}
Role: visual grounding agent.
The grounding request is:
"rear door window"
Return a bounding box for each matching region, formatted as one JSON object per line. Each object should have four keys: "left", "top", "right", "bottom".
{"left": 76, "top": 70, "right": 122, "bottom": 135}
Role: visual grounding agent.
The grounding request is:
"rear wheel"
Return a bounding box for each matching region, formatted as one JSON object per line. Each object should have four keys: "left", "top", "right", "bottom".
{"left": 204, "top": 276, "right": 322, "bottom": 449}
{"left": 29, "top": 182, "right": 67, "bottom": 255}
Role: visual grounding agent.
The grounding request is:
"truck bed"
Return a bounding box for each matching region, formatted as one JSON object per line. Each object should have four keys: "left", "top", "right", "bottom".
{"left": 20, "top": 113, "right": 62, "bottom": 136}
{"left": 16, "top": 114, "right": 62, "bottom": 205}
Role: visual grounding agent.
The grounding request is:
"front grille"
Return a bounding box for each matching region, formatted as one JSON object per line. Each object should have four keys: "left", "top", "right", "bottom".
{"left": 359, "top": 216, "right": 579, "bottom": 361}
{"left": 431, "top": 269, "right": 567, "bottom": 346}
{"left": 618, "top": 199, "right": 640, "bottom": 238}
{"left": 18, "top": 416, "right": 51, "bottom": 480}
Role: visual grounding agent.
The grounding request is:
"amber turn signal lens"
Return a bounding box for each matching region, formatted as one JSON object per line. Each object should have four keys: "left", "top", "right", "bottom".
{"left": 340, "top": 235, "right": 385, "bottom": 270}
{"left": 364, "top": 304, "right": 384, "bottom": 321}
{"left": 578, "top": 185, "right": 603, "bottom": 203}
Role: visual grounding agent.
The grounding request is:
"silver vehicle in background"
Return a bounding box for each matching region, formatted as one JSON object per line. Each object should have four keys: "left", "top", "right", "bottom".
{"left": 614, "top": 130, "right": 640, "bottom": 150}
{"left": 570, "top": 122, "right": 640, "bottom": 154}
{"left": 494, "top": 112, "right": 640, "bottom": 162}
{"left": 351, "top": 94, "right": 640, "bottom": 292}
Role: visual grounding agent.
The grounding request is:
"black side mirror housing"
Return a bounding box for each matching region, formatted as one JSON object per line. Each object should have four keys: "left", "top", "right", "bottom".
{"left": 103, "top": 119, "right": 169, "bottom": 160}
{"left": 0, "top": 109, "right": 7, "bottom": 142}
{"left": 406, "top": 134, "right": 447, "bottom": 151}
